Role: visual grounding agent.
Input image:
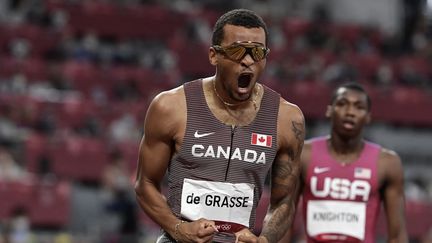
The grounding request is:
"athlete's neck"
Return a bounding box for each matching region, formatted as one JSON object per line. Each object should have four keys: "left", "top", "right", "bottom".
{"left": 212, "top": 79, "right": 259, "bottom": 110}
{"left": 328, "top": 135, "right": 364, "bottom": 155}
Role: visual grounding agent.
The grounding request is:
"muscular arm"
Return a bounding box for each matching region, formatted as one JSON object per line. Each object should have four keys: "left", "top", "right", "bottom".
{"left": 260, "top": 100, "right": 305, "bottom": 243}
{"left": 380, "top": 149, "right": 408, "bottom": 243}
{"left": 278, "top": 142, "right": 311, "bottom": 243}
{"left": 134, "top": 89, "right": 184, "bottom": 239}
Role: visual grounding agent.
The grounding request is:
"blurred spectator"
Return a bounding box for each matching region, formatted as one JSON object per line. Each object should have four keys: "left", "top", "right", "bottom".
{"left": 399, "top": 65, "right": 428, "bottom": 87}
{"left": 0, "top": 72, "right": 28, "bottom": 96}
{"left": 355, "top": 27, "right": 377, "bottom": 54}
{"left": 27, "top": 81, "right": 82, "bottom": 103}
{"left": 3, "top": 207, "right": 33, "bottom": 243}
{"left": 101, "top": 150, "right": 139, "bottom": 243}
{"left": 305, "top": 3, "right": 331, "bottom": 49}
{"left": 105, "top": 189, "right": 140, "bottom": 243}
{"left": 273, "top": 56, "right": 297, "bottom": 84}
{"left": 152, "top": 46, "right": 178, "bottom": 72}
{"left": 373, "top": 61, "right": 394, "bottom": 91}
{"left": 268, "top": 25, "right": 287, "bottom": 52}
{"left": 113, "top": 41, "right": 138, "bottom": 65}
{"left": 108, "top": 113, "right": 140, "bottom": 143}
{"left": 32, "top": 107, "right": 57, "bottom": 136}
{"left": 160, "top": 0, "right": 200, "bottom": 13}
{"left": 0, "top": 0, "right": 32, "bottom": 25}
{"left": 0, "top": 106, "right": 28, "bottom": 146}
{"left": 50, "top": 9, "right": 68, "bottom": 30}
{"left": 36, "top": 153, "right": 57, "bottom": 184}
{"left": 112, "top": 79, "right": 141, "bottom": 102}
{"left": 411, "top": 18, "right": 430, "bottom": 55}
{"left": 184, "top": 18, "right": 212, "bottom": 44}
{"left": 47, "top": 64, "right": 73, "bottom": 91}
{"left": 321, "top": 52, "right": 358, "bottom": 85}
{"left": 74, "top": 115, "right": 103, "bottom": 138}
{"left": 8, "top": 38, "right": 31, "bottom": 59}
{"left": 102, "top": 150, "right": 131, "bottom": 194}
{"left": 90, "top": 85, "right": 108, "bottom": 105}
{"left": 401, "top": 0, "right": 424, "bottom": 52}
{"left": 0, "top": 146, "right": 27, "bottom": 182}
{"left": 405, "top": 178, "right": 430, "bottom": 203}
{"left": 71, "top": 32, "right": 100, "bottom": 62}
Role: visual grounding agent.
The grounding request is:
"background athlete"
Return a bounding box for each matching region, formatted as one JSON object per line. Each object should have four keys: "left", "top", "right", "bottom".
{"left": 135, "top": 9, "right": 305, "bottom": 243}
{"left": 282, "top": 82, "right": 407, "bottom": 242}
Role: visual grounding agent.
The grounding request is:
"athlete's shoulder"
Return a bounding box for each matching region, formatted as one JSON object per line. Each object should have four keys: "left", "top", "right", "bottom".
{"left": 278, "top": 97, "right": 304, "bottom": 124}
{"left": 149, "top": 84, "right": 186, "bottom": 113}
{"left": 378, "top": 146, "right": 402, "bottom": 164}
{"left": 377, "top": 146, "right": 403, "bottom": 179}
{"left": 303, "top": 137, "right": 320, "bottom": 150}
{"left": 303, "top": 136, "right": 328, "bottom": 151}
{"left": 144, "top": 84, "right": 187, "bottom": 131}
{"left": 152, "top": 83, "right": 185, "bottom": 102}
{"left": 301, "top": 136, "right": 328, "bottom": 166}
{"left": 306, "top": 136, "right": 328, "bottom": 144}
{"left": 278, "top": 98, "right": 305, "bottom": 141}
{"left": 300, "top": 140, "right": 312, "bottom": 166}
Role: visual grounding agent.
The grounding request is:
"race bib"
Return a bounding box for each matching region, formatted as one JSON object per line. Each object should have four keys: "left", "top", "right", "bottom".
{"left": 307, "top": 200, "right": 366, "bottom": 241}
{"left": 180, "top": 179, "right": 254, "bottom": 232}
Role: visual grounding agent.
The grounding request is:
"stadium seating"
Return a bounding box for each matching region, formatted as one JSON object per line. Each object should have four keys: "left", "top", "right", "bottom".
{"left": 0, "top": 179, "right": 70, "bottom": 228}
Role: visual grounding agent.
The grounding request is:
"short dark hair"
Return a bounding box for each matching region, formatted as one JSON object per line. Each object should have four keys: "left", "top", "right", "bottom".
{"left": 331, "top": 82, "right": 371, "bottom": 110}
{"left": 212, "top": 9, "right": 269, "bottom": 46}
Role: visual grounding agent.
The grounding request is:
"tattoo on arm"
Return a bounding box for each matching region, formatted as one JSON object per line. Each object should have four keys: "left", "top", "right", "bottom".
{"left": 292, "top": 121, "right": 304, "bottom": 141}
{"left": 292, "top": 120, "right": 305, "bottom": 157}
{"left": 261, "top": 120, "right": 304, "bottom": 242}
{"left": 262, "top": 160, "right": 301, "bottom": 242}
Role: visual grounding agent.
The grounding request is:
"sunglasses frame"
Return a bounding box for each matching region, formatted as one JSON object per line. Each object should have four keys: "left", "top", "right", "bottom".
{"left": 212, "top": 41, "right": 270, "bottom": 62}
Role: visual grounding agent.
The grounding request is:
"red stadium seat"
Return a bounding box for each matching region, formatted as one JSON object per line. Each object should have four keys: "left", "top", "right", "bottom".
{"left": 0, "top": 57, "right": 49, "bottom": 81}
{"left": 24, "top": 133, "right": 49, "bottom": 173}
{"left": 0, "top": 181, "right": 33, "bottom": 219}
{"left": 114, "top": 141, "right": 140, "bottom": 173}
{"left": 0, "top": 179, "right": 71, "bottom": 228}
{"left": 28, "top": 180, "right": 71, "bottom": 227}
{"left": 49, "top": 136, "right": 109, "bottom": 182}
{"left": 283, "top": 18, "right": 311, "bottom": 40}
{"left": 63, "top": 4, "right": 187, "bottom": 40}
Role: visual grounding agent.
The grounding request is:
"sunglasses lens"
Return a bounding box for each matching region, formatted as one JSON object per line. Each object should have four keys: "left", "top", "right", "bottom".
{"left": 252, "top": 47, "right": 266, "bottom": 61}
{"left": 215, "top": 43, "right": 268, "bottom": 62}
{"left": 225, "top": 45, "right": 247, "bottom": 61}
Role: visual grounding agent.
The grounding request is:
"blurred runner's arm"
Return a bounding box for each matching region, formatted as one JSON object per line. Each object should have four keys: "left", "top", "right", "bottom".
{"left": 381, "top": 150, "right": 408, "bottom": 243}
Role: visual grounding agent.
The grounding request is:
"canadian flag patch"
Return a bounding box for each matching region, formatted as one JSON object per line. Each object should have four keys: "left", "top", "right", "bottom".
{"left": 251, "top": 133, "right": 272, "bottom": 148}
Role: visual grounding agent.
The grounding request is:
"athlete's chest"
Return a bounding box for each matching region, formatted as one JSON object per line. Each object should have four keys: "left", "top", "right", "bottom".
{"left": 306, "top": 162, "right": 378, "bottom": 202}
{"left": 182, "top": 126, "right": 275, "bottom": 166}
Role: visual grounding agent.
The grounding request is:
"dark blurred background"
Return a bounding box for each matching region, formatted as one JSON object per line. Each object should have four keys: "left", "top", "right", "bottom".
{"left": 0, "top": 0, "right": 431, "bottom": 242}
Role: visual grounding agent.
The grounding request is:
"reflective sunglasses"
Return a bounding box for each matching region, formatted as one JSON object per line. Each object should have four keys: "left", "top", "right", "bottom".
{"left": 213, "top": 41, "right": 270, "bottom": 62}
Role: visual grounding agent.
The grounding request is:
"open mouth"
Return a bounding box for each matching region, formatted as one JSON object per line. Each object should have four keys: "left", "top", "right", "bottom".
{"left": 238, "top": 73, "right": 252, "bottom": 88}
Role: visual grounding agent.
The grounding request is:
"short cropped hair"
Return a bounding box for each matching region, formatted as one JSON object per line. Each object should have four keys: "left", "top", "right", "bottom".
{"left": 212, "top": 9, "right": 269, "bottom": 46}
{"left": 331, "top": 82, "right": 372, "bottom": 111}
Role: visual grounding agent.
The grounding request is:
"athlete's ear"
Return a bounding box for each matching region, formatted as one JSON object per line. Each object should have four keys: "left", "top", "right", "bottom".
{"left": 325, "top": 105, "right": 332, "bottom": 118}
{"left": 209, "top": 47, "right": 218, "bottom": 66}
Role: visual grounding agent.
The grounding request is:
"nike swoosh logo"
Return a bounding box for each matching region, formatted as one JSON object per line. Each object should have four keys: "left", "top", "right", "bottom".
{"left": 194, "top": 131, "right": 215, "bottom": 138}
{"left": 314, "top": 167, "right": 330, "bottom": 174}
